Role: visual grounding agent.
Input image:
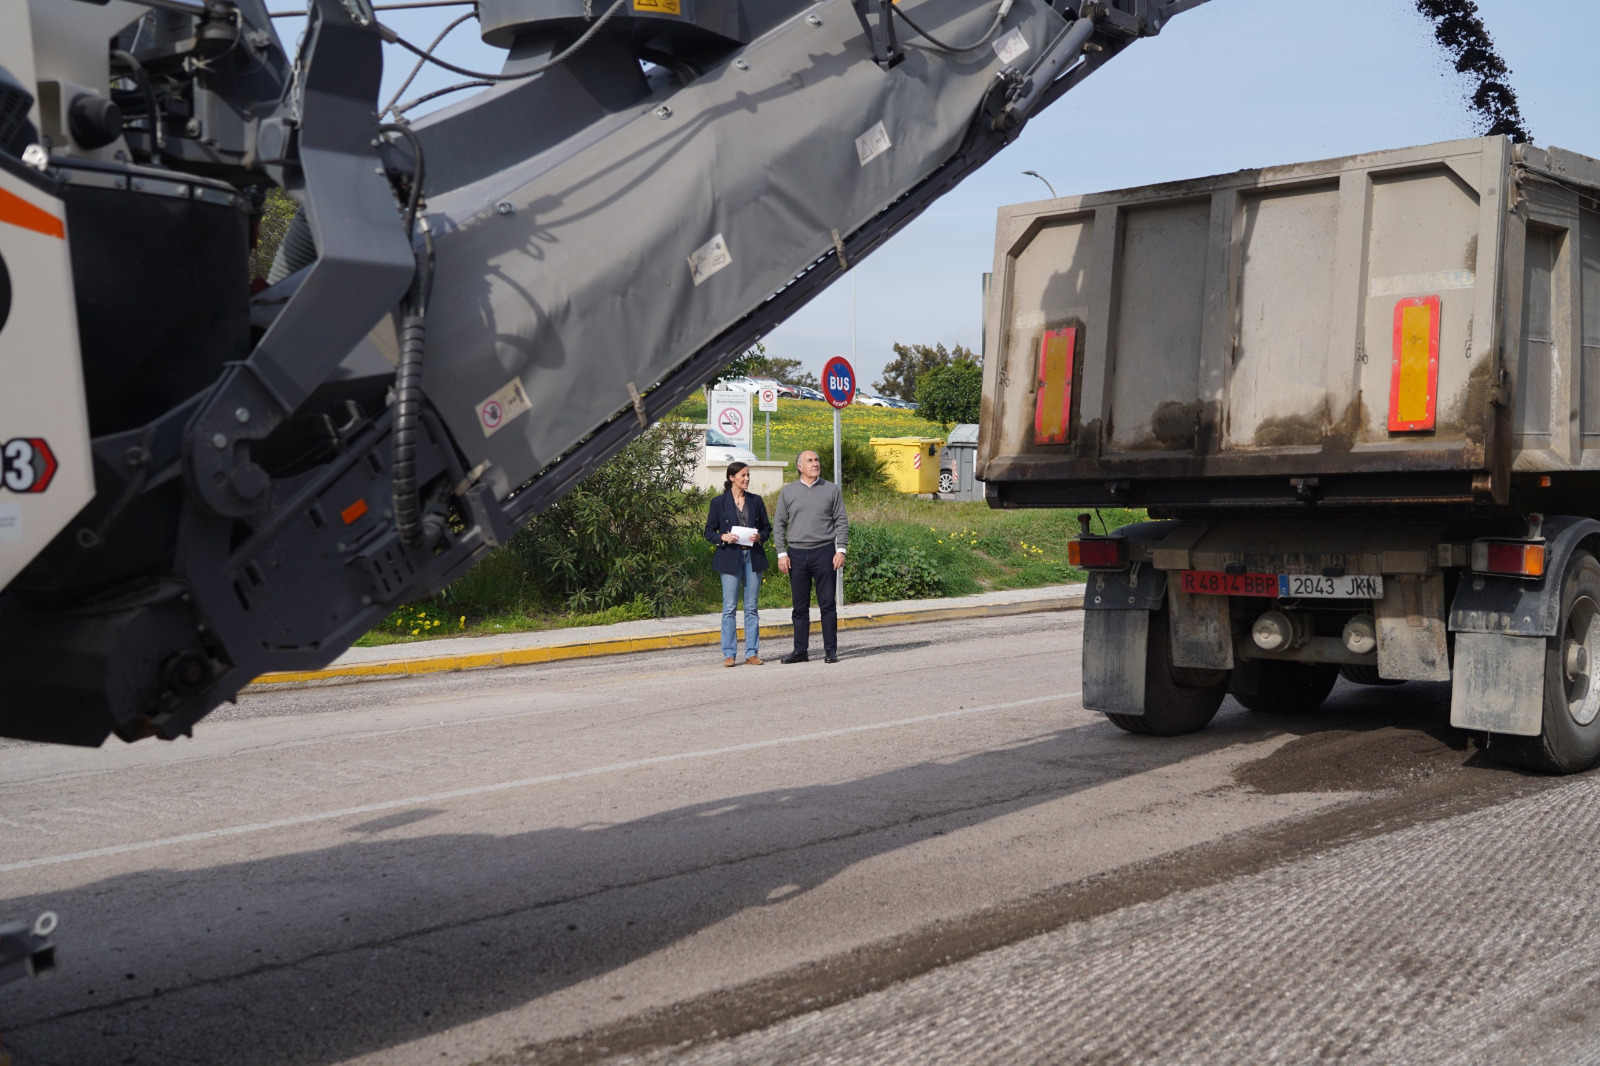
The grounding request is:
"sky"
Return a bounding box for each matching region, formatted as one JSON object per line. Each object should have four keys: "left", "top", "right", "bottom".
{"left": 271, "top": 0, "right": 1600, "bottom": 391}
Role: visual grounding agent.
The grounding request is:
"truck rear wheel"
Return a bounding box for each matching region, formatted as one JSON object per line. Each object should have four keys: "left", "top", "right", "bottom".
{"left": 1339, "top": 663, "right": 1405, "bottom": 687}
{"left": 1492, "top": 552, "right": 1600, "bottom": 774}
{"left": 1234, "top": 660, "right": 1340, "bottom": 714}
{"left": 1106, "top": 606, "right": 1229, "bottom": 736}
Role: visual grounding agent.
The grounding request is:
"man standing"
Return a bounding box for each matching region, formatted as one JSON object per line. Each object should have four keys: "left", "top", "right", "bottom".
{"left": 773, "top": 450, "right": 848, "bottom": 663}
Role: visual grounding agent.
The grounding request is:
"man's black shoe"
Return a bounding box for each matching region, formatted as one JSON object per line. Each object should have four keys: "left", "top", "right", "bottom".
{"left": 824, "top": 653, "right": 840, "bottom": 663}
{"left": 780, "top": 651, "right": 809, "bottom": 664}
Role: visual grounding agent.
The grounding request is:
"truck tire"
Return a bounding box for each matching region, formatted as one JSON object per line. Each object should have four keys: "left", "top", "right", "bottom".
{"left": 1339, "top": 663, "right": 1405, "bottom": 687}
{"left": 1492, "top": 552, "right": 1600, "bottom": 775}
{"left": 1235, "top": 660, "right": 1340, "bottom": 713}
{"left": 1106, "top": 606, "right": 1229, "bottom": 736}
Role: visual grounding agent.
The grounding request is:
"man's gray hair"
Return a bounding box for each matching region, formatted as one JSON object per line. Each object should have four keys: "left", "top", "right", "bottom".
{"left": 796, "top": 449, "right": 819, "bottom": 468}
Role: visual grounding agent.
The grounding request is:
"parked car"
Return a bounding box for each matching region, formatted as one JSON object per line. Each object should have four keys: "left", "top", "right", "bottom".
{"left": 713, "top": 376, "right": 762, "bottom": 393}
{"left": 883, "top": 397, "right": 917, "bottom": 410}
{"left": 703, "top": 428, "right": 759, "bottom": 467}
{"left": 854, "top": 392, "right": 892, "bottom": 407}
{"left": 776, "top": 383, "right": 802, "bottom": 399}
{"left": 793, "top": 386, "right": 826, "bottom": 402}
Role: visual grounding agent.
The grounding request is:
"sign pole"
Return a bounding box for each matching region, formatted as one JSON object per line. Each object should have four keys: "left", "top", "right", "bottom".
{"left": 833, "top": 405, "right": 843, "bottom": 607}
{"left": 765, "top": 411, "right": 771, "bottom": 461}
{"left": 821, "top": 355, "right": 856, "bottom": 610}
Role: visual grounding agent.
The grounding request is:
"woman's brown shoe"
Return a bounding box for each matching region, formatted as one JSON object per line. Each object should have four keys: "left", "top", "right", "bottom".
{"left": 724, "top": 657, "right": 737, "bottom": 667}
{"left": 745, "top": 655, "right": 764, "bottom": 665}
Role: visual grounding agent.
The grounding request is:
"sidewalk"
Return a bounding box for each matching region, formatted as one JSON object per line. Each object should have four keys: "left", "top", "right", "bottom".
{"left": 246, "top": 583, "right": 1086, "bottom": 689}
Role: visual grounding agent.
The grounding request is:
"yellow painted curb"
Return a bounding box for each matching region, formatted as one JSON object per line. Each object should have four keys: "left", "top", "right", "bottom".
{"left": 245, "top": 594, "right": 1083, "bottom": 689}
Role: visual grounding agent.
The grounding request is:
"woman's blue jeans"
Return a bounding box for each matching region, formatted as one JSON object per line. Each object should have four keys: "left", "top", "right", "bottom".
{"left": 720, "top": 550, "right": 760, "bottom": 659}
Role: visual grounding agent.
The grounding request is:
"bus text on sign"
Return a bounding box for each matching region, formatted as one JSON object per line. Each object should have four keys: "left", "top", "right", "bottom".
{"left": 822, "top": 356, "right": 856, "bottom": 409}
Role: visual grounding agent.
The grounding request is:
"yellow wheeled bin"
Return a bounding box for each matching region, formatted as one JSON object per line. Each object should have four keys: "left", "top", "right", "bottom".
{"left": 869, "top": 437, "right": 944, "bottom": 494}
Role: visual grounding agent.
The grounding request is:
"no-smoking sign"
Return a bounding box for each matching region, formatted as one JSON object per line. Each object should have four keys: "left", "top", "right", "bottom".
{"left": 717, "top": 406, "right": 745, "bottom": 437}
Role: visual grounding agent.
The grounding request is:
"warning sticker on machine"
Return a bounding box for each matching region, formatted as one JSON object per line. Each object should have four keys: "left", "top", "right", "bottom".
{"left": 633, "top": 0, "right": 680, "bottom": 12}
{"left": 855, "top": 122, "right": 891, "bottom": 166}
{"left": 992, "top": 28, "right": 1029, "bottom": 65}
{"left": 477, "top": 379, "right": 532, "bottom": 438}
{"left": 0, "top": 503, "right": 19, "bottom": 542}
{"left": 688, "top": 233, "right": 732, "bottom": 286}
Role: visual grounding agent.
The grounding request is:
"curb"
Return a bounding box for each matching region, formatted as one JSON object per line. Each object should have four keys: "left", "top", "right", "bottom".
{"left": 244, "top": 593, "right": 1084, "bottom": 690}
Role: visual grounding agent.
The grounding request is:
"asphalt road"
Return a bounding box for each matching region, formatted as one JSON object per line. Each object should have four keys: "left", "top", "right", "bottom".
{"left": 0, "top": 611, "right": 1582, "bottom": 1065}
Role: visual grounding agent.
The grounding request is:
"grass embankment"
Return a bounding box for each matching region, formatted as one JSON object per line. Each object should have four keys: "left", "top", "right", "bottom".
{"left": 353, "top": 396, "right": 1142, "bottom": 646}
{"left": 677, "top": 394, "right": 944, "bottom": 468}
{"left": 358, "top": 496, "right": 1142, "bottom": 646}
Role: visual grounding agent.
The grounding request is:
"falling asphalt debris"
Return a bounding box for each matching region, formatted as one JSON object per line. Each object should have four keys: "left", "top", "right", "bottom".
{"left": 1414, "top": 0, "right": 1532, "bottom": 143}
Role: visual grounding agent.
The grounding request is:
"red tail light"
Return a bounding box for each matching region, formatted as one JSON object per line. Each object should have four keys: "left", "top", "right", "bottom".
{"left": 1069, "top": 538, "right": 1126, "bottom": 569}
{"left": 1471, "top": 540, "right": 1545, "bottom": 578}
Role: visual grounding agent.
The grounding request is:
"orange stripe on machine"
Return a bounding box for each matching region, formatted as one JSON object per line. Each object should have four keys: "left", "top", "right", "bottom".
{"left": 0, "top": 187, "right": 65, "bottom": 240}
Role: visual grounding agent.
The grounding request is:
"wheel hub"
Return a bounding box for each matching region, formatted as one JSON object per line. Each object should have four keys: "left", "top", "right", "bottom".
{"left": 1563, "top": 595, "right": 1600, "bottom": 727}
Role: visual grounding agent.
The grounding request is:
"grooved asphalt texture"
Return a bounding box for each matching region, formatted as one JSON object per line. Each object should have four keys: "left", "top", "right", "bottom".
{"left": 630, "top": 778, "right": 1600, "bottom": 1066}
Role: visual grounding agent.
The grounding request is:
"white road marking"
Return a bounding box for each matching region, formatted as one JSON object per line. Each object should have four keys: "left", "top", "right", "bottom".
{"left": 0, "top": 692, "right": 1078, "bottom": 874}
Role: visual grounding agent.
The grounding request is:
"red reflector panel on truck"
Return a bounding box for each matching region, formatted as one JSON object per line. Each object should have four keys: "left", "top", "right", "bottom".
{"left": 1068, "top": 538, "right": 1124, "bottom": 568}
{"left": 1034, "top": 326, "right": 1076, "bottom": 445}
{"left": 1389, "top": 295, "right": 1440, "bottom": 432}
{"left": 1472, "top": 541, "right": 1545, "bottom": 577}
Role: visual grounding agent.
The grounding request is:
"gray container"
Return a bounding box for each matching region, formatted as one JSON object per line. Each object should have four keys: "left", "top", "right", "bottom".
{"left": 977, "top": 137, "right": 1600, "bottom": 514}
{"left": 938, "top": 423, "right": 983, "bottom": 501}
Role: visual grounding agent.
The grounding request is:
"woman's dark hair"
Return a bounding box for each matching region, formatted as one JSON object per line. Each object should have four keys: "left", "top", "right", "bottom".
{"left": 723, "top": 461, "right": 749, "bottom": 493}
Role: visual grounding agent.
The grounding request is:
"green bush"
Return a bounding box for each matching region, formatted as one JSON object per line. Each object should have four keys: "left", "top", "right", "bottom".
{"left": 813, "top": 437, "right": 889, "bottom": 490}
{"left": 916, "top": 359, "right": 983, "bottom": 427}
{"left": 844, "top": 524, "right": 945, "bottom": 602}
{"left": 507, "top": 420, "right": 703, "bottom": 616}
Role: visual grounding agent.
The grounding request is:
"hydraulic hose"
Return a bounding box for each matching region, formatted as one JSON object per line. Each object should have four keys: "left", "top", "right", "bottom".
{"left": 377, "top": 119, "right": 436, "bottom": 549}
{"left": 391, "top": 310, "right": 428, "bottom": 546}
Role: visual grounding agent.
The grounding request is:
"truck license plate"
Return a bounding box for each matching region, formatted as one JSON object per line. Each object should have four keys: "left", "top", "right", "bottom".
{"left": 1179, "top": 571, "right": 1384, "bottom": 599}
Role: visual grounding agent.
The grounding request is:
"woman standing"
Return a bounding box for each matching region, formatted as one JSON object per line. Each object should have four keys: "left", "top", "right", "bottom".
{"left": 704, "top": 461, "right": 772, "bottom": 667}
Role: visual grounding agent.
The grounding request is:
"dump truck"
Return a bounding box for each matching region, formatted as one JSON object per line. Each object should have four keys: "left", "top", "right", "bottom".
{"left": 977, "top": 136, "right": 1600, "bottom": 773}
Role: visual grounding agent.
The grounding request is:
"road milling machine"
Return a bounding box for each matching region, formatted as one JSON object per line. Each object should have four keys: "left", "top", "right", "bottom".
{"left": 0, "top": 0, "right": 1201, "bottom": 747}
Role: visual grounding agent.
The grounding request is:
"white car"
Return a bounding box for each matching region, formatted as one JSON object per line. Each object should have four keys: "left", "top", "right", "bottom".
{"left": 704, "top": 428, "right": 759, "bottom": 467}
{"left": 713, "top": 376, "right": 763, "bottom": 394}
{"left": 853, "top": 392, "right": 892, "bottom": 407}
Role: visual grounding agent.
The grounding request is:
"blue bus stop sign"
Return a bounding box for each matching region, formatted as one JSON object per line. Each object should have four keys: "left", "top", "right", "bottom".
{"left": 822, "top": 356, "right": 856, "bottom": 409}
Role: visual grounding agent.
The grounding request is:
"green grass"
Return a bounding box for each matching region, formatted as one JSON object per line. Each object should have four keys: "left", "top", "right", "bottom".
{"left": 677, "top": 394, "right": 947, "bottom": 472}
{"left": 353, "top": 493, "right": 1144, "bottom": 646}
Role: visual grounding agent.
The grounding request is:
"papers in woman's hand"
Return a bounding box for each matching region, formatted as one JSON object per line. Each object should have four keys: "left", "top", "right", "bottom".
{"left": 730, "top": 525, "right": 758, "bottom": 546}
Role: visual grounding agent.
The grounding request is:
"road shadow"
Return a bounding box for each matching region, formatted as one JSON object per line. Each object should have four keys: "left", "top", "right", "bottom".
{"left": 0, "top": 679, "right": 1497, "bottom": 1065}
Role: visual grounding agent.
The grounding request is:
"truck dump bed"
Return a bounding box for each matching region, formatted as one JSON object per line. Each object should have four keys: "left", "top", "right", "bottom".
{"left": 978, "top": 137, "right": 1600, "bottom": 512}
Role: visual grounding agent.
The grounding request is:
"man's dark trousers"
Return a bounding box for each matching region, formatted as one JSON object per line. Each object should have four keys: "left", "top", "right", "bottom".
{"left": 788, "top": 544, "right": 838, "bottom": 656}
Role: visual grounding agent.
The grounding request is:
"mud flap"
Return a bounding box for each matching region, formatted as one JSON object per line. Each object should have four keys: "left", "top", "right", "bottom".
{"left": 1083, "top": 609, "right": 1148, "bottom": 715}
{"left": 1375, "top": 573, "right": 1451, "bottom": 681}
{"left": 1450, "top": 631, "right": 1544, "bottom": 736}
{"left": 1168, "top": 587, "right": 1233, "bottom": 670}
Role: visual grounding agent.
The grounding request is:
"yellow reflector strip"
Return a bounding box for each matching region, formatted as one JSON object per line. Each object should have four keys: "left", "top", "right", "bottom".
{"left": 1034, "top": 326, "right": 1076, "bottom": 445}
{"left": 1389, "top": 295, "right": 1440, "bottom": 431}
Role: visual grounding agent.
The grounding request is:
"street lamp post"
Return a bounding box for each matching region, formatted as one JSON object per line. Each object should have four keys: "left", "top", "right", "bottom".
{"left": 1022, "top": 170, "right": 1058, "bottom": 198}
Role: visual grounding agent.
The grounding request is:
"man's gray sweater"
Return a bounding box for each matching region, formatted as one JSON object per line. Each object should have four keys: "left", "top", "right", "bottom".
{"left": 773, "top": 477, "right": 848, "bottom": 555}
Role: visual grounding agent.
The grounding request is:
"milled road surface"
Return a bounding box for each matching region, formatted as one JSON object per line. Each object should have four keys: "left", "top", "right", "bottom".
{"left": 0, "top": 612, "right": 1575, "bottom": 1065}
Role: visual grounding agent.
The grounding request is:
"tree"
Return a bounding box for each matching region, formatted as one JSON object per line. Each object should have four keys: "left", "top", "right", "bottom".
{"left": 714, "top": 342, "right": 819, "bottom": 389}
{"left": 875, "top": 342, "right": 977, "bottom": 401}
{"left": 915, "top": 358, "right": 983, "bottom": 427}
{"left": 762, "top": 356, "right": 818, "bottom": 390}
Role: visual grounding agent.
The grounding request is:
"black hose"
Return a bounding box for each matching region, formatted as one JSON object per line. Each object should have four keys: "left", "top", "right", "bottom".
{"left": 110, "top": 49, "right": 163, "bottom": 162}
{"left": 391, "top": 311, "right": 428, "bottom": 545}
{"left": 891, "top": 0, "right": 1010, "bottom": 55}
{"left": 391, "top": 209, "right": 436, "bottom": 548}
{"left": 376, "top": 122, "right": 425, "bottom": 235}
